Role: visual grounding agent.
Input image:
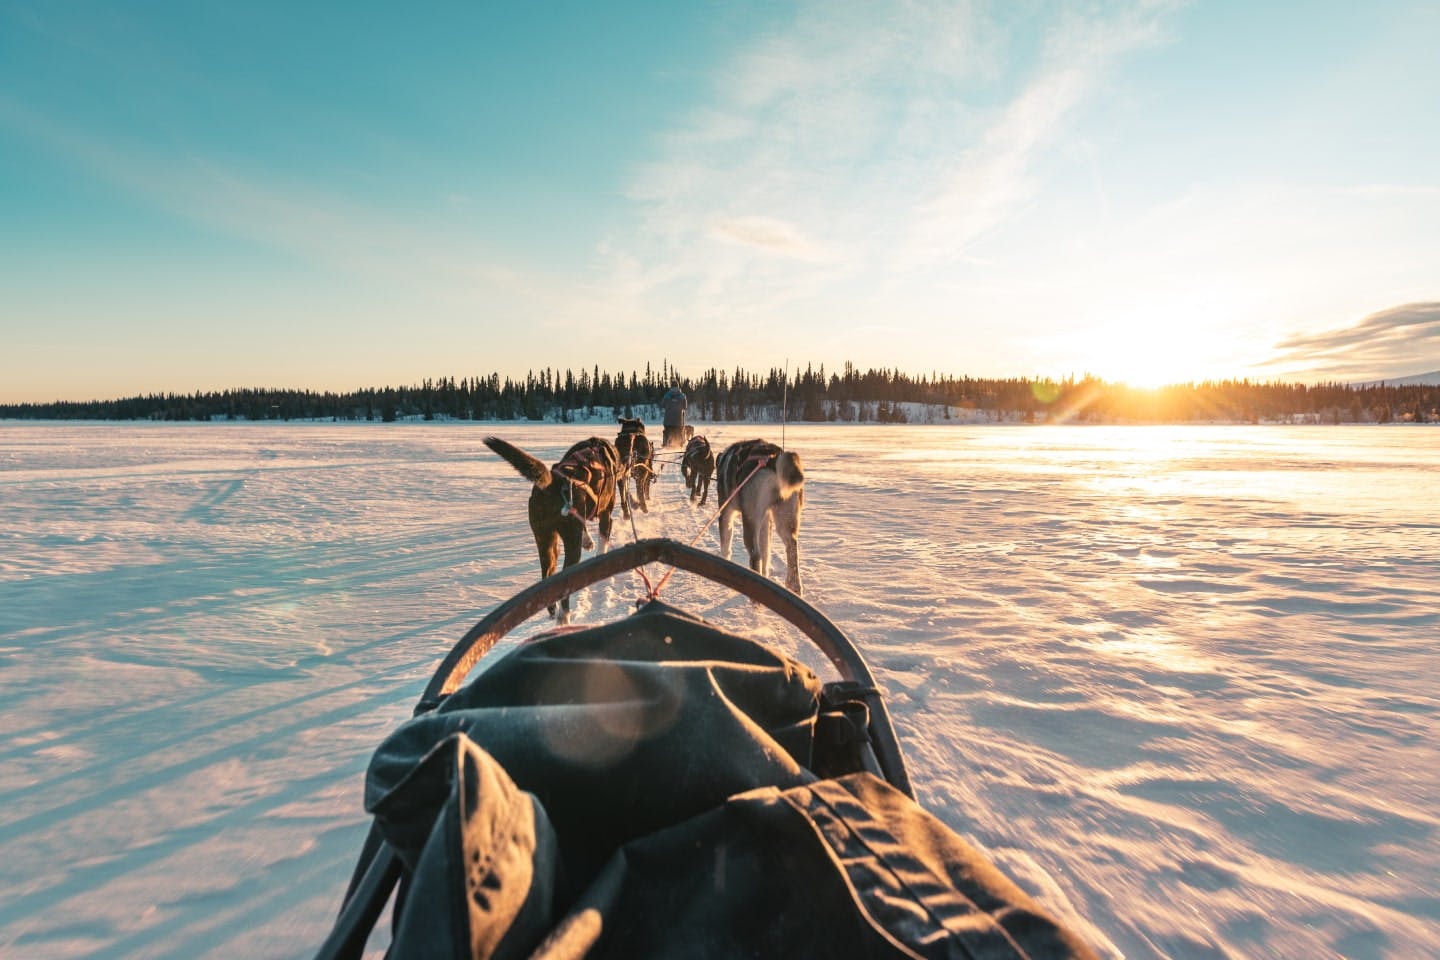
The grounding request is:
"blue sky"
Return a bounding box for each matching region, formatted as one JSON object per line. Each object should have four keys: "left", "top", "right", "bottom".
{"left": 2, "top": 0, "right": 1437, "bottom": 403}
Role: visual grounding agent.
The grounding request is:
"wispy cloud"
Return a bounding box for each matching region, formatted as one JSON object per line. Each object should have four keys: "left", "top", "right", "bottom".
{"left": 1266, "top": 303, "right": 1440, "bottom": 382}
{"left": 604, "top": 0, "right": 1178, "bottom": 331}
{"left": 708, "top": 216, "right": 825, "bottom": 259}
{"left": 909, "top": 4, "right": 1171, "bottom": 265}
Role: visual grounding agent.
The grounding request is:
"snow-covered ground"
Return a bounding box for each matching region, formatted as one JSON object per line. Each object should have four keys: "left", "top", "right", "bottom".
{"left": 1, "top": 422, "right": 1436, "bottom": 959}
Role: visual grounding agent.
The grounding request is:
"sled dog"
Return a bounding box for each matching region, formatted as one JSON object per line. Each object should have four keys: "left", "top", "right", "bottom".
{"left": 681, "top": 435, "right": 715, "bottom": 506}
{"left": 714, "top": 439, "right": 804, "bottom": 595}
{"left": 614, "top": 417, "right": 655, "bottom": 518}
{"left": 484, "top": 435, "right": 620, "bottom": 621}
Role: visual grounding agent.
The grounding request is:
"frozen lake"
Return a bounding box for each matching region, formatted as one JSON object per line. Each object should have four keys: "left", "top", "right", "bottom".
{"left": 1, "top": 422, "right": 1437, "bottom": 958}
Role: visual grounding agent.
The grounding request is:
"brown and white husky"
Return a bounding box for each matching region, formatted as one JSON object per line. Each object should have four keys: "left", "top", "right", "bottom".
{"left": 714, "top": 438, "right": 804, "bottom": 595}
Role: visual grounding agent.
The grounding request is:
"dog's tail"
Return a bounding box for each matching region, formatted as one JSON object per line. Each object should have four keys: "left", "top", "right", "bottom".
{"left": 484, "top": 436, "right": 552, "bottom": 489}
{"left": 775, "top": 450, "right": 804, "bottom": 500}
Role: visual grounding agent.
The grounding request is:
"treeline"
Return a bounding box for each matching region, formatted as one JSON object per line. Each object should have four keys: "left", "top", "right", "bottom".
{"left": 3, "top": 362, "right": 1438, "bottom": 424}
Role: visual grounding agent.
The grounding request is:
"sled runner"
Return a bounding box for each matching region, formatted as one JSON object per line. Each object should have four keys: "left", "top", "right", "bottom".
{"left": 315, "top": 538, "right": 1097, "bottom": 959}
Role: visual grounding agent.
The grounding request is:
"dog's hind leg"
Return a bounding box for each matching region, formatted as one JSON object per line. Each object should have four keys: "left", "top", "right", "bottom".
{"left": 597, "top": 505, "right": 614, "bottom": 552}
{"left": 556, "top": 526, "right": 584, "bottom": 623}
{"left": 617, "top": 472, "right": 632, "bottom": 520}
{"left": 535, "top": 530, "right": 562, "bottom": 618}
{"left": 718, "top": 507, "right": 735, "bottom": 562}
{"left": 535, "top": 530, "right": 560, "bottom": 578}
{"left": 775, "top": 494, "right": 802, "bottom": 596}
{"left": 742, "top": 509, "right": 769, "bottom": 577}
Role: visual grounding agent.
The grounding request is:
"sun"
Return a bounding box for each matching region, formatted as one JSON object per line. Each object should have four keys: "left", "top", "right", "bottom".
{"left": 1103, "top": 348, "right": 1198, "bottom": 390}
{"left": 1069, "top": 299, "right": 1253, "bottom": 389}
{"left": 1066, "top": 328, "right": 1202, "bottom": 389}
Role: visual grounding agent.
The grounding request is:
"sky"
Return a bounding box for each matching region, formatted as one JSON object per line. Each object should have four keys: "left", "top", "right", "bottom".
{"left": 2, "top": 0, "right": 1438, "bottom": 404}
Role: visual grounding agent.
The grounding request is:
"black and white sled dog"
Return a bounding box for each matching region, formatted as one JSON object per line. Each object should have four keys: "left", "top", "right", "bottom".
{"left": 714, "top": 439, "right": 804, "bottom": 595}
{"left": 483, "top": 435, "right": 620, "bottom": 621}
{"left": 681, "top": 434, "right": 715, "bottom": 506}
{"left": 614, "top": 417, "right": 655, "bottom": 518}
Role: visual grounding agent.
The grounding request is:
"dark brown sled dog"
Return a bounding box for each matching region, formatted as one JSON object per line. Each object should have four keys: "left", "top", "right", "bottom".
{"left": 681, "top": 434, "right": 715, "bottom": 506}
{"left": 484, "top": 435, "right": 620, "bottom": 621}
{"left": 614, "top": 417, "right": 655, "bottom": 518}
{"left": 714, "top": 438, "right": 804, "bottom": 595}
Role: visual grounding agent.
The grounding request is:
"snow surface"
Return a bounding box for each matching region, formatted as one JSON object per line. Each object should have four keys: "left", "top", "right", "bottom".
{"left": 1, "top": 421, "right": 1437, "bottom": 959}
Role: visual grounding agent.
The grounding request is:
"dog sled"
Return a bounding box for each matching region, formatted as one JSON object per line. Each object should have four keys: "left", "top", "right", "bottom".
{"left": 314, "top": 538, "right": 1097, "bottom": 960}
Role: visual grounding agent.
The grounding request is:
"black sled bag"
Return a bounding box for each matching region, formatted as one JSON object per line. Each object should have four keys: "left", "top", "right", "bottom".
{"left": 322, "top": 604, "right": 1096, "bottom": 960}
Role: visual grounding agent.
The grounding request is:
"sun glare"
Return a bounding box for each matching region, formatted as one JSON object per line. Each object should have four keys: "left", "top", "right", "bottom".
{"left": 1088, "top": 323, "right": 1206, "bottom": 388}
{"left": 1069, "top": 298, "right": 1254, "bottom": 389}
{"left": 1111, "top": 362, "right": 1188, "bottom": 391}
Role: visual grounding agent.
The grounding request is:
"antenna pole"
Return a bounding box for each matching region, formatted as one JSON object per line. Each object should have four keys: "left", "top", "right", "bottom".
{"left": 781, "top": 358, "right": 789, "bottom": 448}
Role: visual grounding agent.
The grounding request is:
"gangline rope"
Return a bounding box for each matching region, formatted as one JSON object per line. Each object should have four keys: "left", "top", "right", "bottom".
{"left": 613, "top": 441, "right": 761, "bottom": 601}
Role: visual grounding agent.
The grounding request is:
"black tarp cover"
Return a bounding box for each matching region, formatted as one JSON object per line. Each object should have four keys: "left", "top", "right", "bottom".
{"left": 356, "top": 604, "right": 1097, "bottom": 959}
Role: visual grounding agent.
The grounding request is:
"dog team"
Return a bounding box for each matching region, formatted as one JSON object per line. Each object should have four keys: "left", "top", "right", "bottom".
{"left": 484, "top": 412, "right": 804, "bottom": 619}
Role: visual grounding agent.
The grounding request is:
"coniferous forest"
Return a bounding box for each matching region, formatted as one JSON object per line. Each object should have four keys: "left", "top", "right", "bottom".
{"left": 3, "top": 362, "right": 1438, "bottom": 424}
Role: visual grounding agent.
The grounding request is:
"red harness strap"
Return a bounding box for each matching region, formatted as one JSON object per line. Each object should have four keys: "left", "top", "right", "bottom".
{"left": 733, "top": 449, "right": 774, "bottom": 487}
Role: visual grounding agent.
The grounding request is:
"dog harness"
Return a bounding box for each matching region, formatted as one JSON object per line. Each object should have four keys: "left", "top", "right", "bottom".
{"left": 616, "top": 430, "right": 653, "bottom": 474}
{"left": 718, "top": 440, "right": 780, "bottom": 498}
{"left": 553, "top": 444, "right": 614, "bottom": 523}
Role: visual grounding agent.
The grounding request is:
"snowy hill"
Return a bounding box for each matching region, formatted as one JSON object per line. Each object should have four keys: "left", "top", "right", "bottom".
{"left": 1353, "top": 369, "right": 1440, "bottom": 387}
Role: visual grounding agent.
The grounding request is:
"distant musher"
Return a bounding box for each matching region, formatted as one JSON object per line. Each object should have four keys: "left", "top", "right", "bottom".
{"left": 661, "top": 382, "right": 688, "bottom": 448}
